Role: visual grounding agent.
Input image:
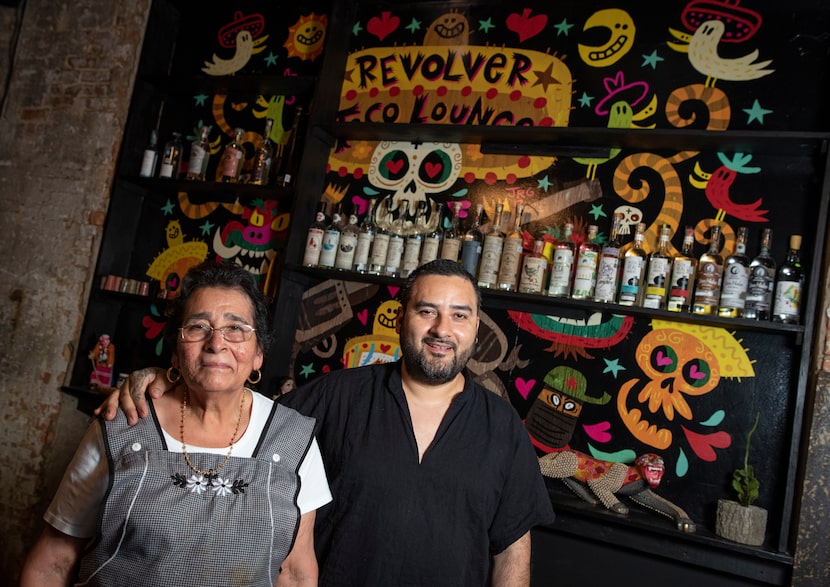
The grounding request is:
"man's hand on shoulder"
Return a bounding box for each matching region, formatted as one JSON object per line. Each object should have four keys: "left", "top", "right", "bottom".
{"left": 93, "top": 367, "right": 169, "bottom": 425}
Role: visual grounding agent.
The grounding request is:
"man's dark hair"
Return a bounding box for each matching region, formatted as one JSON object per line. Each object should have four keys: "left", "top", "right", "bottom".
{"left": 399, "top": 259, "right": 482, "bottom": 312}
{"left": 163, "top": 260, "right": 272, "bottom": 355}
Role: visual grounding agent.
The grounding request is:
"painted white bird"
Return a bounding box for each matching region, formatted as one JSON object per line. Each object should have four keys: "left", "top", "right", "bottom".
{"left": 668, "top": 20, "right": 773, "bottom": 87}
{"left": 202, "top": 30, "right": 268, "bottom": 76}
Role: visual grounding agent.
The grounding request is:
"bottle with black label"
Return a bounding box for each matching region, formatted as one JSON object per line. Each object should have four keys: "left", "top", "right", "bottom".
{"left": 744, "top": 228, "right": 776, "bottom": 320}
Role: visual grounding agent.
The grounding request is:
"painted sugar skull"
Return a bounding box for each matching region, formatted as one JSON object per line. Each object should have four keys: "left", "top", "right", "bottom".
{"left": 367, "top": 141, "right": 463, "bottom": 220}
{"left": 614, "top": 205, "right": 643, "bottom": 236}
{"left": 618, "top": 327, "right": 721, "bottom": 449}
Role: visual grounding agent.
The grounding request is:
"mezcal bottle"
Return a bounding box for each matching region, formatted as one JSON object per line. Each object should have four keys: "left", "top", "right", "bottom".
{"left": 478, "top": 203, "right": 505, "bottom": 289}
{"left": 186, "top": 125, "right": 212, "bottom": 181}
{"left": 641, "top": 225, "right": 673, "bottom": 309}
{"left": 744, "top": 228, "right": 776, "bottom": 320}
{"left": 497, "top": 204, "right": 525, "bottom": 292}
{"left": 249, "top": 118, "right": 274, "bottom": 186}
{"left": 318, "top": 203, "right": 342, "bottom": 269}
{"left": 353, "top": 199, "right": 376, "bottom": 274}
{"left": 548, "top": 223, "right": 575, "bottom": 297}
{"left": 519, "top": 239, "right": 548, "bottom": 294}
{"left": 439, "top": 201, "right": 463, "bottom": 262}
{"left": 618, "top": 222, "right": 646, "bottom": 306}
{"left": 571, "top": 225, "right": 600, "bottom": 299}
{"left": 692, "top": 224, "right": 724, "bottom": 315}
{"left": 302, "top": 201, "right": 328, "bottom": 267}
{"left": 772, "top": 234, "right": 804, "bottom": 324}
{"left": 419, "top": 201, "right": 443, "bottom": 266}
{"left": 460, "top": 203, "right": 484, "bottom": 277}
{"left": 667, "top": 226, "right": 697, "bottom": 312}
{"left": 334, "top": 206, "right": 360, "bottom": 271}
{"left": 593, "top": 213, "right": 622, "bottom": 303}
{"left": 718, "top": 226, "right": 751, "bottom": 317}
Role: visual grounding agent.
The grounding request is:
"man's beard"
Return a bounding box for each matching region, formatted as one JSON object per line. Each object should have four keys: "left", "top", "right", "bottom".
{"left": 401, "top": 335, "right": 475, "bottom": 385}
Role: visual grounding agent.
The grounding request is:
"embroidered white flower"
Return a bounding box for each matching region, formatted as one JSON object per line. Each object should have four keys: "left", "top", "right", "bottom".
{"left": 211, "top": 476, "right": 233, "bottom": 497}
{"left": 187, "top": 474, "right": 208, "bottom": 494}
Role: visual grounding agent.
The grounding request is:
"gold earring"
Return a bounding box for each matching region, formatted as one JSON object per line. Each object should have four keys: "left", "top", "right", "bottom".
{"left": 247, "top": 369, "right": 262, "bottom": 384}
{"left": 166, "top": 367, "right": 181, "bottom": 384}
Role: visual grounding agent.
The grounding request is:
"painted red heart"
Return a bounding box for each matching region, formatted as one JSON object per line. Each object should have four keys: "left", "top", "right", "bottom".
{"left": 682, "top": 426, "right": 732, "bottom": 462}
{"left": 387, "top": 286, "right": 399, "bottom": 297}
{"left": 689, "top": 364, "right": 706, "bottom": 380}
{"left": 385, "top": 158, "right": 404, "bottom": 174}
{"left": 506, "top": 9, "right": 548, "bottom": 43}
{"left": 656, "top": 350, "right": 673, "bottom": 367}
{"left": 583, "top": 421, "right": 612, "bottom": 443}
{"left": 515, "top": 377, "right": 536, "bottom": 399}
{"left": 357, "top": 309, "right": 369, "bottom": 325}
{"left": 380, "top": 344, "right": 391, "bottom": 353}
{"left": 322, "top": 364, "right": 331, "bottom": 373}
{"left": 367, "top": 11, "right": 400, "bottom": 41}
{"left": 424, "top": 161, "right": 442, "bottom": 178}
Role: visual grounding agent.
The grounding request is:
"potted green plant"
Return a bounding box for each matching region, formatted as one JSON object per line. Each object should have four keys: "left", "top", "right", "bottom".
{"left": 715, "top": 413, "right": 768, "bottom": 546}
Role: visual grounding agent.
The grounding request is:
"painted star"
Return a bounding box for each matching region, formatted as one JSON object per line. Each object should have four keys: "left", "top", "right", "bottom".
{"left": 263, "top": 52, "right": 278, "bottom": 67}
{"left": 478, "top": 18, "right": 495, "bottom": 33}
{"left": 161, "top": 199, "right": 175, "bottom": 215}
{"left": 603, "top": 358, "right": 626, "bottom": 378}
{"left": 642, "top": 50, "right": 664, "bottom": 69}
{"left": 199, "top": 220, "right": 215, "bottom": 236}
{"left": 405, "top": 18, "right": 421, "bottom": 34}
{"left": 589, "top": 204, "right": 606, "bottom": 220}
{"left": 532, "top": 63, "right": 561, "bottom": 93}
{"left": 554, "top": 19, "right": 574, "bottom": 36}
{"left": 193, "top": 94, "right": 209, "bottom": 107}
{"left": 299, "top": 363, "right": 316, "bottom": 378}
{"left": 352, "top": 21, "right": 363, "bottom": 36}
{"left": 578, "top": 92, "right": 594, "bottom": 108}
{"left": 536, "top": 175, "right": 552, "bottom": 192}
{"left": 743, "top": 100, "right": 772, "bottom": 125}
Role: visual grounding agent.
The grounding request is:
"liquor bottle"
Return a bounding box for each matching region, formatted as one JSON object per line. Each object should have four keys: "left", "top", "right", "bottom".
{"left": 249, "top": 118, "right": 275, "bottom": 186}
{"left": 139, "top": 129, "right": 159, "bottom": 178}
{"left": 318, "top": 203, "right": 342, "bottom": 269}
{"left": 772, "top": 234, "right": 804, "bottom": 324}
{"left": 667, "top": 226, "right": 697, "bottom": 312}
{"left": 497, "top": 204, "right": 526, "bottom": 292}
{"left": 384, "top": 200, "right": 408, "bottom": 277}
{"left": 548, "top": 223, "right": 575, "bottom": 297}
{"left": 641, "top": 224, "right": 673, "bottom": 309}
{"left": 302, "top": 201, "right": 328, "bottom": 267}
{"left": 618, "top": 222, "right": 647, "bottom": 306}
{"left": 519, "top": 239, "right": 548, "bottom": 294}
{"left": 158, "top": 132, "right": 184, "bottom": 179}
{"left": 219, "top": 127, "right": 245, "bottom": 183}
{"left": 419, "top": 201, "right": 443, "bottom": 266}
{"left": 478, "top": 203, "right": 506, "bottom": 288}
{"left": 369, "top": 201, "right": 391, "bottom": 275}
{"left": 352, "top": 199, "right": 376, "bottom": 273}
{"left": 186, "top": 125, "right": 211, "bottom": 181}
{"left": 718, "top": 226, "right": 751, "bottom": 317}
{"left": 692, "top": 224, "right": 724, "bottom": 315}
{"left": 593, "top": 213, "right": 623, "bottom": 303}
{"left": 401, "top": 201, "right": 426, "bottom": 277}
{"left": 460, "top": 203, "right": 484, "bottom": 277}
{"left": 277, "top": 106, "right": 305, "bottom": 187}
{"left": 440, "top": 201, "right": 463, "bottom": 262}
{"left": 744, "top": 228, "right": 776, "bottom": 320}
{"left": 334, "top": 205, "right": 360, "bottom": 271}
{"left": 571, "top": 225, "right": 601, "bottom": 299}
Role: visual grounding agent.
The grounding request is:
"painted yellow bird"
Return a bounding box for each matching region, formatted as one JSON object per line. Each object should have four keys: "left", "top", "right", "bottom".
{"left": 202, "top": 30, "right": 268, "bottom": 76}
{"left": 669, "top": 20, "right": 773, "bottom": 87}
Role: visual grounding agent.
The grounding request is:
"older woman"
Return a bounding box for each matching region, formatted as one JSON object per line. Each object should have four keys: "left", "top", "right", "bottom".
{"left": 22, "top": 261, "right": 331, "bottom": 586}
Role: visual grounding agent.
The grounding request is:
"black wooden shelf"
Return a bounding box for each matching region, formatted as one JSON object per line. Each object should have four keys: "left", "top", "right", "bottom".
{"left": 286, "top": 264, "right": 806, "bottom": 338}
{"left": 61, "top": 385, "right": 113, "bottom": 415}
{"left": 315, "top": 123, "right": 830, "bottom": 156}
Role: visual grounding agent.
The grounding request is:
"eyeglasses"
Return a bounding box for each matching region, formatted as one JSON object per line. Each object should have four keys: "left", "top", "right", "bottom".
{"left": 179, "top": 323, "right": 256, "bottom": 343}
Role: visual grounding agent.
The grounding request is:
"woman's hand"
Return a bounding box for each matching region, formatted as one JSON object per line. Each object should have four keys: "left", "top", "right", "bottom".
{"left": 93, "top": 367, "right": 170, "bottom": 425}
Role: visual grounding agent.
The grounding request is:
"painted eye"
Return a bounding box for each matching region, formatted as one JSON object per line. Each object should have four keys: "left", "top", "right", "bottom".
{"left": 418, "top": 149, "right": 454, "bottom": 185}
{"left": 650, "top": 345, "right": 677, "bottom": 373}
{"left": 550, "top": 391, "right": 562, "bottom": 407}
{"left": 682, "top": 358, "right": 711, "bottom": 388}
{"left": 379, "top": 150, "right": 409, "bottom": 181}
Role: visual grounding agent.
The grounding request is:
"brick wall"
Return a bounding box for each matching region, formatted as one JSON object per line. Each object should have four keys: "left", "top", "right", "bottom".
{"left": 0, "top": 0, "right": 150, "bottom": 580}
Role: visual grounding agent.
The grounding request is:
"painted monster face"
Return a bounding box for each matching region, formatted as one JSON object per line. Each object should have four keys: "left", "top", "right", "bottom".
{"left": 578, "top": 8, "right": 636, "bottom": 67}
{"left": 284, "top": 13, "right": 328, "bottom": 61}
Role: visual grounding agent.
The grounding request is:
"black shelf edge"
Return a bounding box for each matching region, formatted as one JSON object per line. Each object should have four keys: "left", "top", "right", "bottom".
{"left": 317, "top": 123, "right": 830, "bottom": 155}
{"left": 118, "top": 176, "right": 293, "bottom": 205}
{"left": 61, "top": 385, "right": 113, "bottom": 415}
{"left": 139, "top": 74, "right": 317, "bottom": 97}
{"left": 285, "top": 265, "right": 806, "bottom": 337}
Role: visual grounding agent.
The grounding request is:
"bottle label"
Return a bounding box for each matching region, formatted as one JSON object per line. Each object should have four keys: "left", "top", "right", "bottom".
{"left": 619, "top": 256, "right": 644, "bottom": 302}
{"left": 519, "top": 256, "right": 547, "bottom": 294}
{"left": 572, "top": 251, "right": 599, "bottom": 297}
{"left": 318, "top": 229, "right": 340, "bottom": 268}
{"left": 460, "top": 240, "right": 482, "bottom": 277}
{"left": 384, "top": 235, "right": 405, "bottom": 274}
{"left": 478, "top": 235, "right": 504, "bottom": 284}
{"left": 497, "top": 240, "right": 523, "bottom": 287}
{"left": 402, "top": 237, "right": 422, "bottom": 273}
{"left": 140, "top": 149, "right": 158, "bottom": 177}
{"left": 420, "top": 237, "right": 440, "bottom": 266}
{"left": 594, "top": 254, "right": 620, "bottom": 302}
{"left": 548, "top": 249, "right": 574, "bottom": 294}
{"left": 773, "top": 280, "right": 801, "bottom": 319}
{"left": 668, "top": 258, "right": 695, "bottom": 309}
{"left": 370, "top": 233, "right": 390, "bottom": 267}
{"left": 440, "top": 238, "right": 461, "bottom": 262}
{"left": 188, "top": 145, "right": 206, "bottom": 177}
{"left": 353, "top": 232, "right": 374, "bottom": 271}
{"left": 334, "top": 233, "right": 359, "bottom": 270}
{"left": 745, "top": 265, "right": 775, "bottom": 310}
{"left": 221, "top": 147, "right": 242, "bottom": 177}
{"left": 720, "top": 264, "right": 750, "bottom": 309}
{"left": 694, "top": 261, "right": 723, "bottom": 306}
{"left": 302, "top": 228, "right": 325, "bottom": 266}
{"left": 644, "top": 258, "right": 670, "bottom": 299}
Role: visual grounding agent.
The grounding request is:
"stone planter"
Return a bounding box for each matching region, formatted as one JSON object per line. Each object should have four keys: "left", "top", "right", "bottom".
{"left": 715, "top": 499, "right": 768, "bottom": 546}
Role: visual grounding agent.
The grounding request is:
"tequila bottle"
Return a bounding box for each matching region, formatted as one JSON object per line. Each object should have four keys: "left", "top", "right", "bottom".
{"left": 302, "top": 201, "right": 328, "bottom": 267}
{"left": 772, "top": 235, "right": 804, "bottom": 324}
{"left": 186, "top": 125, "right": 211, "bottom": 181}
{"left": 572, "top": 225, "right": 601, "bottom": 299}
{"left": 744, "top": 228, "right": 776, "bottom": 320}
{"left": 618, "top": 222, "right": 647, "bottom": 306}
{"left": 548, "top": 223, "right": 575, "bottom": 297}
{"left": 593, "top": 213, "right": 623, "bottom": 303}
{"left": 460, "top": 203, "right": 484, "bottom": 277}
{"left": 692, "top": 224, "right": 724, "bottom": 315}
{"left": 667, "top": 226, "right": 697, "bottom": 312}
{"left": 139, "top": 129, "right": 159, "bottom": 178}
{"left": 439, "top": 201, "right": 463, "bottom": 262}
{"left": 318, "top": 203, "right": 342, "bottom": 269}
{"left": 718, "top": 226, "right": 751, "bottom": 317}
{"left": 384, "top": 200, "right": 408, "bottom": 277}
{"left": 334, "top": 206, "right": 360, "bottom": 271}
{"left": 419, "top": 201, "right": 443, "bottom": 266}
{"left": 352, "top": 199, "right": 376, "bottom": 274}
{"left": 642, "top": 224, "right": 673, "bottom": 309}
{"left": 519, "top": 239, "right": 548, "bottom": 294}
{"left": 159, "top": 132, "right": 184, "bottom": 179}
{"left": 250, "top": 118, "right": 274, "bottom": 186}
{"left": 497, "top": 204, "right": 525, "bottom": 292}
{"left": 401, "top": 201, "right": 426, "bottom": 278}
{"left": 478, "top": 203, "right": 505, "bottom": 288}
{"left": 219, "top": 127, "right": 245, "bottom": 183}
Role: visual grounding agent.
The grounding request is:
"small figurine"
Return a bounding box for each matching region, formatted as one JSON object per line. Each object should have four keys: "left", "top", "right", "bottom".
{"left": 89, "top": 333, "right": 115, "bottom": 389}
{"left": 539, "top": 449, "right": 696, "bottom": 532}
